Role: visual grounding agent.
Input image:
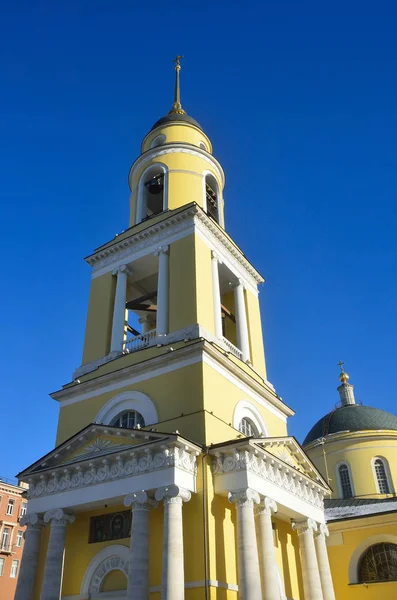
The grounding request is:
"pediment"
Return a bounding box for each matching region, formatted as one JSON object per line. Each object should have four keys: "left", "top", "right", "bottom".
{"left": 252, "top": 437, "right": 328, "bottom": 486}
{"left": 18, "top": 424, "right": 171, "bottom": 477}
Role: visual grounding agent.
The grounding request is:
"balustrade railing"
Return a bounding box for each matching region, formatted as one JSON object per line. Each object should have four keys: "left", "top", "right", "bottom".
{"left": 123, "top": 329, "right": 157, "bottom": 353}
{"left": 222, "top": 336, "right": 243, "bottom": 360}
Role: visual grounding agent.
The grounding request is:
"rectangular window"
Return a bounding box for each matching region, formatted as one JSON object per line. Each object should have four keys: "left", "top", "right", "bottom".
{"left": 6, "top": 498, "right": 15, "bottom": 516}
{"left": 10, "top": 560, "right": 19, "bottom": 578}
{"left": 16, "top": 531, "right": 23, "bottom": 547}
{"left": 20, "top": 502, "right": 27, "bottom": 518}
{"left": 0, "top": 558, "right": 4, "bottom": 576}
{"left": 1, "top": 527, "right": 10, "bottom": 550}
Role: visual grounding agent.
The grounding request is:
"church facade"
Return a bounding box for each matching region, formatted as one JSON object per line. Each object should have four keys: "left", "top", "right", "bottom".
{"left": 15, "top": 60, "right": 338, "bottom": 600}
{"left": 304, "top": 368, "right": 397, "bottom": 599}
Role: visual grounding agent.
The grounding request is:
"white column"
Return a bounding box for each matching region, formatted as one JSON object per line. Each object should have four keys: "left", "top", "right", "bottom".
{"left": 14, "top": 514, "right": 43, "bottom": 600}
{"left": 155, "top": 484, "right": 191, "bottom": 600}
{"left": 211, "top": 251, "right": 223, "bottom": 339}
{"left": 124, "top": 491, "right": 157, "bottom": 600}
{"left": 40, "top": 509, "right": 75, "bottom": 600}
{"left": 234, "top": 280, "right": 250, "bottom": 362}
{"left": 315, "top": 524, "right": 336, "bottom": 600}
{"left": 228, "top": 488, "right": 262, "bottom": 600}
{"left": 110, "top": 265, "right": 129, "bottom": 354}
{"left": 155, "top": 246, "right": 169, "bottom": 337}
{"left": 293, "top": 519, "right": 324, "bottom": 600}
{"left": 255, "top": 498, "right": 280, "bottom": 600}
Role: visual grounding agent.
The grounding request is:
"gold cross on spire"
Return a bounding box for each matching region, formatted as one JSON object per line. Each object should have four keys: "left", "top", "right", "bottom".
{"left": 169, "top": 55, "right": 186, "bottom": 115}
{"left": 338, "top": 360, "right": 349, "bottom": 383}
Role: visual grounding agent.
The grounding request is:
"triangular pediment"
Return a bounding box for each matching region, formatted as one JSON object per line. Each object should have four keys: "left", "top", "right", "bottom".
{"left": 17, "top": 424, "right": 172, "bottom": 478}
{"left": 251, "top": 437, "right": 328, "bottom": 487}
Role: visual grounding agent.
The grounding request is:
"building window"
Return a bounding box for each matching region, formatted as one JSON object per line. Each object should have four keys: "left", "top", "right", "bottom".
{"left": 136, "top": 165, "right": 167, "bottom": 224}
{"left": 239, "top": 417, "right": 259, "bottom": 438}
{"left": 20, "top": 502, "right": 27, "bottom": 518}
{"left": 10, "top": 560, "right": 19, "bottom": 578}
{"left": 374, "top": 458, "right": 391, "bottom": 494}
{"left": 0, "top": 558, "right": 4, "bottom": 576}
{"left": 338, "top": 464, "right": 353, "bottom": 498}
{"left": 1, "top": 527, "right": 10, "bottom": 551}
{"left": 359, "top": 543, "right": 397, "bottom": 582}
{"left": 150, "top": 134, "right": 166, "bottom": 148}
{"left": 110, "top": 410, "right": 145, "bottom": 430}
{"left": 6, "top": 498, "right": 15, "bottom": 515}
{"left": 16, "top": 531, "right": 23, "bottom": 547}
{"left": 199, "top": 141, "right": 207, "bottom": 150}
{"left": 205, "top": 173, "right": 220, "bottom": 224}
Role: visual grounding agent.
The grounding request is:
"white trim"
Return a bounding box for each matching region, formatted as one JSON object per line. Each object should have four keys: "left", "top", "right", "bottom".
{"left": 348, "top": 534, "right": 397, "bottom": 583}
{"left": 371, "top": 456, "right": 394, "bottom": 495}
{"left": 95, "top": 391, "right": 158, "bottom": 427}
{"left": 129, "top": 144, "right": 225, "bottom": 189}
{"left": 203, "top": 352, "right": 287, "bottom": 422}
{"left": 136, "top": 163, "right": 168, "bottom": 224}
{"left": 233, "top": 400, "right": 269, "bottom": 436}
{"left": 335, "top": 461, "right": 355, "bottom": 499}
{"left": 80, "top": 544, "right": 129, "bottom": 596}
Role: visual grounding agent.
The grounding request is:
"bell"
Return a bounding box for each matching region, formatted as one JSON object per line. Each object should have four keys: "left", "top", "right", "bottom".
{"left": 147, "top": 176, "right": 163, "bottom": 195}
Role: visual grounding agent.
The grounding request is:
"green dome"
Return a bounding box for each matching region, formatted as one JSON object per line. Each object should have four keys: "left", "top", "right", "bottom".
{"left": 303, "top": 405, "right": 397, "bottom": 446}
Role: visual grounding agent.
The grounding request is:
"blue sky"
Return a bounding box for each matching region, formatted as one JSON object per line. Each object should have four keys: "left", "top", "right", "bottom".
{"left": 1, "top": 0, "right": 397, "bottom": 479}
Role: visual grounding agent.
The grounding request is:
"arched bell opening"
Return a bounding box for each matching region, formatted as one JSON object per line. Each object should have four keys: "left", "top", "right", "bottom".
{"left": 136, "top": 164, "right": 168, "bottom": 224}
{"left": 204, "top": 173, "right": 220, "bottom": 224}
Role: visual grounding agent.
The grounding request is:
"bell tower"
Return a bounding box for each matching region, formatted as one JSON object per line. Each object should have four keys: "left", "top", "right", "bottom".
{"left": 55, "top": 58, "right": 293, "bottom": 447}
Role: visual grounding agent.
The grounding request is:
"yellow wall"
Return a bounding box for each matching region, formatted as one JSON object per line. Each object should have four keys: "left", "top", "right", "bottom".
{"left": 306, "top": 432, "right": 397, "bottom": 499}
{"left": 82, "top": 272, "right": 115, "bottom": 364}
{"left": 274, "top": 518, "right": 304, "bottom": 599}
{"left": 327, "top": 515, "right": 397, "bottom": 599}
{"left": 141, "top": 123, "right": 213, "bottom": 154}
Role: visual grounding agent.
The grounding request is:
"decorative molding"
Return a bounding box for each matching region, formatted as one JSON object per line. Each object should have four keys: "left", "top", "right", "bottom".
{"left": 26, "top": 446, "right": 197, "bottom": 500}
{"left": 129, "top": 144, "right": 225, "bottom": 189}
{"left": 72, "top": 438, "right": 131, "bottom": 461}
{"left": 124, "top": 491, "right": 158, "bottom": 511}
{"left": 255, "top": 496, "right": 278, "bottom": 516}
{"left": 20, "top": 513, "right": 43, "bottom": 530}
{"left": 233, "top": 400, "right": 269, "bottom": 437}
{"left": 43, "top": 508, "right": 75, "bottom": 526}
{"left": 94, "top": 390, "right": 158, "bottom": 427}
{"left": 155, "top": 484, "right": 191, "bottom": 504}
{"left": 80, "top": 544, "right": 130, "bottom": 596}
{"left": 292, "top": 518, "right": 318, "bottom": 536}
{"left": 228, "top": 487, "right": 260, "bottom": 507}
{"left": 213, "top": 447, "right": 326, "bottom": 509}
{"left": 315, "top": 523, "right": 329, "bottom": 538}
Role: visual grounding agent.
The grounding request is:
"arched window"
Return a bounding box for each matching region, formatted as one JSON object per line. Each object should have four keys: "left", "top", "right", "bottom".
{"left": 338, "top": 463, "right": 353, "bottom": 498}
{"left": 136, "top": 165, "right": 167, "bottom": 224}
{"left": 359, "top": 543, "right": 397, "bottom": 582}
{"left": 150, "top": 134, "right": 166, "bottom": 148}
{"left": 205, "top": 173, "right": 220, "bottom": 223}
{"left": 110, "top": 410, "right": 145, "bottom": 430}
{"left": 374, "top": 458, "right": 391, "bottom": 494}
{"left": 239, "top": 417, "right": 259, "bottom": 438}
{"left": 199, "top": 141, "right": 207, "bottom": 151}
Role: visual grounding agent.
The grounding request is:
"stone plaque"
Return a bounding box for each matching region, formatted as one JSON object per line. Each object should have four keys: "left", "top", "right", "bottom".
{"left": 89, "top": 510, "right": 132, "bottom": 543}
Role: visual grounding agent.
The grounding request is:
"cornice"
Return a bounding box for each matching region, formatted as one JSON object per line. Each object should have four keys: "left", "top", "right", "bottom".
{"left": 85, "top": 205, "right": 263, "bottom": 288}
{"left": 305, "top": 429, "right": 397, "bottom": 451}
{"left": 129, "top": 143, "right": 225, "bottom": 189}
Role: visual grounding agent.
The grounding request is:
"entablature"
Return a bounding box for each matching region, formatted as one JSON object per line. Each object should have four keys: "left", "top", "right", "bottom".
{"left": 85, "top": 203, "right": 263, "bottom": 293}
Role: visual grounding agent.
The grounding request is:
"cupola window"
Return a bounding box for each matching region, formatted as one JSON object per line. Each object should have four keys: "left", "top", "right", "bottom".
{"left": 110, "top": 410, "right": 145, "bottom": 430}
{"left": 239, "top": 417, "right": 259, "bottom": 438}
{"left": 359, "top": 543, "right": 397, "bottom": 582}
{"left": 338, "top": 463, "right": 353, "bottom": 498}
{"left": 374, "top": 458, "right": 391, "bottom": 494}
{"left": 205, "top": 174, "right": 220, "bottom": 224}
{"left": 150, "top": 134, "right": 166, "bottom": 148}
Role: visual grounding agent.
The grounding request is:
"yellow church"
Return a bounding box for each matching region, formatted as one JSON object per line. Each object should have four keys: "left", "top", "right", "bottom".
{"left": 14, "top": 59, "right": 397, "bottom": 600}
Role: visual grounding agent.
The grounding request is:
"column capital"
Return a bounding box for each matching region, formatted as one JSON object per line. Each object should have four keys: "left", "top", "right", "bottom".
{"left": 211, "top": 250, "right": 222, "bottom": 263}
{"left": 111, "top": 264, "right": 132, "bottom": 276}
{"left": 155, "top": 484, "right": 191, "bottom": 504}
{"left": 255, "top": 496, "right": 277, "bottom": 517}
{"left": 292, "top": 518, "right": 318, "bottom": 536}
{"left": 20, "top": 513, "right": 43, "bottom": 529}
{"left": 124, "top": 491, "right": 158, "bottom": 511}
{"left": 153, "top": 245, "right": 169, "bottom": 256}
{"left": 43, "top": 508, "right": 75, "bottom": 526}
{"left": 228, "top": 487, "right": 260, "bottom": 507}
{"left": 315, "top": 523, "right": 329, "bottom": 538}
